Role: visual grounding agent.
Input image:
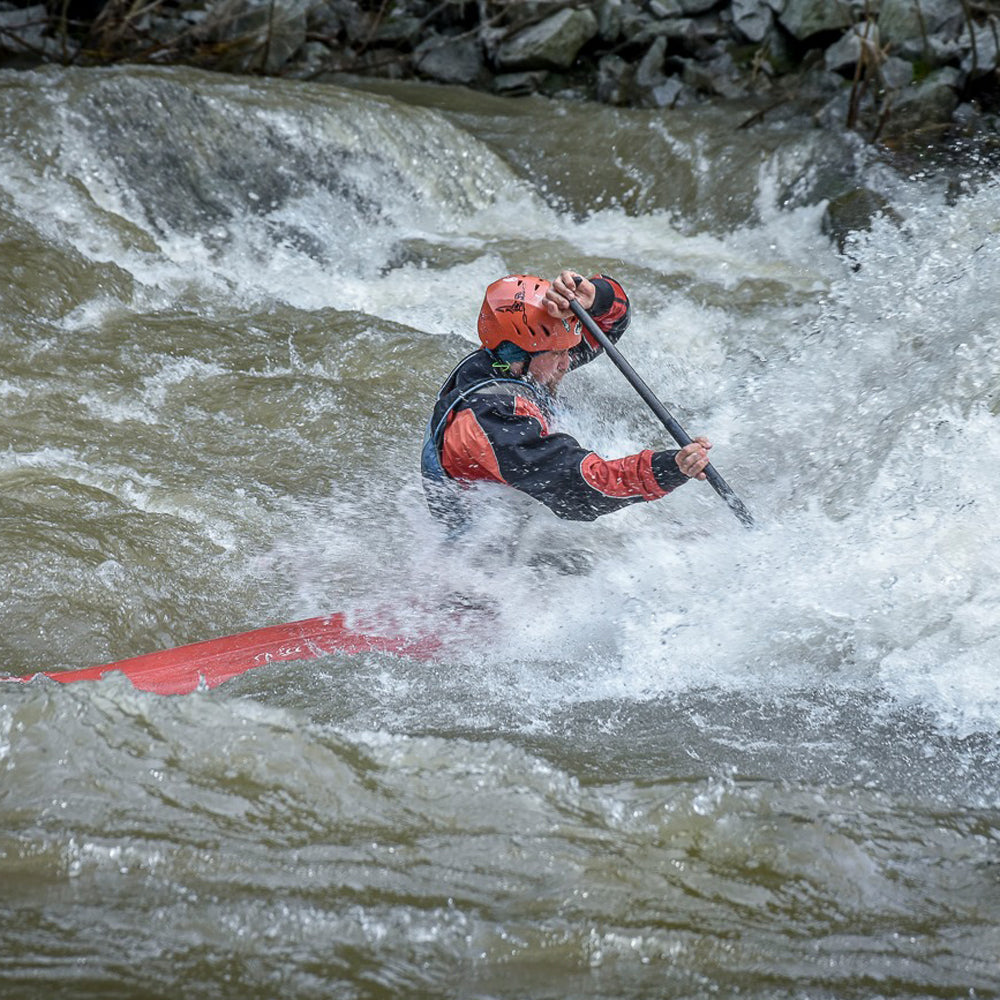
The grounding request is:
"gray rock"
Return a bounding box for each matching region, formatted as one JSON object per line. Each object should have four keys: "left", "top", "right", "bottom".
{"left": 758, "top": 21, "right": 799, "bottom": 75}
{"left": 596, "top": 52, "right": 632, "bottom": 103}
{"left": 893, "top": 31, "right": 961, "bottom": 69}
{"left": 285, "top": 39, "right": 331, "bottom": 77}
{"left": 778, "top": 0, "right": 855, "bottom": 41}
{"left": 373, "top": 12, "right": 424, "bottom": 46}
{"left": 634, "top": 16, "right": 700, "bottom": 48}
{"left": 0, "top": 3, "right": 47, "bottom": 52}
{"left": 883, "top": 65, "right": 962, "bottom": 138}
{"left": 635, "top": 35, "right": 668, "bottom": 90}
{"left": 647, "top": 76, "right": 687, "bottom": 107}
{"left": 732, "top": 0, "right": 773, "bottom": 43}
{"left": 822, "top": 187, "right": 899, "bottom": 253}
{"left": 414, "top": 34, "right": 485, "bottom": 85}
{"left": 618, "top": 0, "right": 652, "bottom": 39}
{"left": 960, "top": 19, "right": 1000, "bottom": 79}
{"left": 306, "top": 0, "right": 377, "bottom": 43}
{"left": 877, "top": 0, "right": 964, "bottom": 48}
{"left": 682, "top": 51, "right": 746, "bottom": 97}
{"left": 677, "top": 0, "right": 719, "bottom": 13}
{"left": 305, "top": 1, "right": 343, "bottom": 38}
{"left": 824, "top": 21, "right": 880, "bottom": 75}
{"left": 813, "top": 88, "right": 853, "bottom": 132}
{"left": 595, "top": 0, "right": 624, "bottom": 41}
{"left": 200, "top": 0, "right": 310, "bottom": 72}
{"left": 648, "top": 0, "right": 683, "bottom": 16}
{"left": 493, "top": 69, "right": 549, "bottom": 95}
{"left": 495, "top": 6, "right": 599, "bottom": 72}
{"left": 880, "top": 55, "right": 914, "bottom": 92}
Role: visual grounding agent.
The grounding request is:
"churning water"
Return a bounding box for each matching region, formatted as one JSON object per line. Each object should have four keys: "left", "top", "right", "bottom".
{"left": 1, "top": 64, "right": 999, "bottom": 997}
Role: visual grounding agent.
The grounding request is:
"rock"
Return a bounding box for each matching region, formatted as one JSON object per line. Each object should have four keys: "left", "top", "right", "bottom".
{"left": 648, "top": 76, "right": 688, "bottom": 107}
{"left": 880, "top": 55, "right": 913, "bottom": 92}
{"left": 778, "top": 0, "right": 854, "bottom": 42}
{"left": 824, "top": 21, "right": 879, "bottom": 76}
{"left": 877, "top": 0, "right": 964, "bottom": 66}
{"left": 877, "top": 0, "right": 964, "bottom": 48}
{"left": 372, "top": 12, "right": 424, "bottom": 46}
{"left": 677, "top": 0, "right": 720, "bottom": 13}
{"left": 493, "top": 69, "right": 549, "bottom": 95}
{"left": 595, "top": 0, "right": 624, "bottom": 42}
{"left": 495, "top": 6, "right": 599, "bottom": 72}
{"left": 648, "top": 0, "right": 683, "bottom": 17}
{"left": 0, "top": 3, "right": 47, "bottom": 52}
{"left": 960, "top": 19, "right": 1000, "bottom": 80}
{"left": 323, "top": 0, "right": 374, "bottom": 45}
{"left": 635, "top": 34, "right": 668, "bottom": 90}
{"left": 634, "top": 16, "right": 700, "bottom": 48}
{"left": 732, "top": 0, "right": 773, "bottom": 43}
{"left": 414, "top": 34, "right": 485, "bottom": 85}
{"left": 305, "top": 1, "right": 344, "bottom": 39}
{"left": 616, "top": 0, "right": 651, "bottom": 40}
{"left": 596, "top": 53, "right": 632, "bottom": 103}
{"left": 759, "top": 21, "right": 799, "bottom": 75}
{"left": 199, "top": 0, "right": 310, "bottom": 73}
{"left": 822, "top": 187, "right": 900, "bottom": 253}
{"left": 883, "top": 66, "right": 962, "bottom": 140}
{"left": 682, "top": 51, "right": 746, "bottom": 97}
{"left": 897, "top": 32, "right": 963, "bottom": 69}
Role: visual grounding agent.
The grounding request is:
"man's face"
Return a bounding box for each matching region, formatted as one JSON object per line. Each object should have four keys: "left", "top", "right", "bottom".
{"left": 527, "top": 348, "right": 572, "bottom": 393}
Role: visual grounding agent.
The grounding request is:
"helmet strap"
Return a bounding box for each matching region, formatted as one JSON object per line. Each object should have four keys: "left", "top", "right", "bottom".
{"left": 489, "top": 343, "right": 532, "bottom": 376}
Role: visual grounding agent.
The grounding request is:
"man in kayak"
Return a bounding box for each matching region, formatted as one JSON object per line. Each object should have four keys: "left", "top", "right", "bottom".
{"left": 421, "top": 269, "right": 711, "bottom": 534}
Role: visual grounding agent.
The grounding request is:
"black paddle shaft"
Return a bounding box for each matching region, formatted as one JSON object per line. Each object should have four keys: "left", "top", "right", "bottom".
{"left": 569, "top": 300, "right": 755, "bottom": 529}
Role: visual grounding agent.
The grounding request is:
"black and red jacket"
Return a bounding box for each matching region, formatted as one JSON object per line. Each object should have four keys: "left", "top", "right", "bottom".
{"left": 421, "top": 276, "right": 688, "bottom": 528}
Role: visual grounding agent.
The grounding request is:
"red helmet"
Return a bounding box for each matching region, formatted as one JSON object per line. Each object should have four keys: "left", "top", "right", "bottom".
{"left": 477, "top": 275, "right": 582, "bottom": 353}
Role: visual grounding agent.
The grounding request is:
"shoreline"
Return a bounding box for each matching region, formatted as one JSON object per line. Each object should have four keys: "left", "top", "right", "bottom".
{"left": 1, "top": 0, "right": 998, "bottom": 154}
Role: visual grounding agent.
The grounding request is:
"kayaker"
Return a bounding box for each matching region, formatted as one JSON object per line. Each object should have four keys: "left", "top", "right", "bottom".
{"left": 421, "top": 269, "right": 711, "bottom": 534}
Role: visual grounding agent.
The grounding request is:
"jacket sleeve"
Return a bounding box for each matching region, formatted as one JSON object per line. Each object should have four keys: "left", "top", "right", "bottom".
{"left": 467, "top": 394, "right": 688, "bottom": 522}
{"left": 569, "top": 274, "right": 631, "bottom": 371}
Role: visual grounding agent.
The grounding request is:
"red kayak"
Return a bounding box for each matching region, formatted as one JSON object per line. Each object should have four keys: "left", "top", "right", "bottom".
{"left": 4, "top": 613, "right": 443, "bottom": 696}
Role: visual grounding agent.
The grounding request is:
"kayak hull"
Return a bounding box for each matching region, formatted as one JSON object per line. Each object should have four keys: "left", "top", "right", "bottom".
{"left": 4, "top": 614, "right": 442, "bottom": 696}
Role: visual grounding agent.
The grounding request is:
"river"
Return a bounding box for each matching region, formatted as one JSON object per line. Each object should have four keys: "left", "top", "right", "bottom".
{"left": 1, "top": 64, "right": 999, "bottom": 997}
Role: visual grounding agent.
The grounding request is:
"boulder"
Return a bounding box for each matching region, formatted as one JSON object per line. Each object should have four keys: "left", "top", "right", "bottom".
{"left": 682, "top": 51, "right": 746, "bottom": 97}
{"left": 635, "top": 35, "right": 668, "bottom": 91}
{"left": 634, "top": 16, "right": 700, "bottom": 48}
{"left": 494, "top": 6, "right": 599, "bottom": 72}
{"left": 596, "top": 53, "right": 632, "bottom": 103}
{"left": 414, "top": 34, "right": 485, "bottom": 85}
{"left": 883, "top": 66, "right": 962, "bottom": 139}
{"left": 960, "top": 19, "right": 1000, "bottom": 80}
{"left": 0, "top": 3, "right": 47, "bottom": 52}
{"left": 493, "top": 69, "right": 549, "bottom": 95}
{"left": 617, "top": 1, "right": 653, "bottom": 40}
{"left": 313, "top": 0, "right": 373, "bottom": 45}
{"left": 824, "top": 21, "right": 879, "bottom": 75}
{"left": 880, "top": 55, "right": 914, "bottom": 92}
{"left": 732, "top": 0, "right": 773, "bottom": 43}
{"left": 647, "top": 76, "right": 688, "bottom": 107}
{"left": 877, "top": 0, "right": 964, "bottom": 49}
{"left": 594, "top": 0, "right": 624, "bottom": 42}
{"left": 286, "top": 39, "right": 331, "bottom": 77}
{"left": 778, "top": 0, "right": 855, "bottom": 41}
{"left": 822, "top": 187, "right": 899, "bottom": 253}
{"left": 199, "top": 0, "right": 310, "bottom": 73}
{"left": 648, "top": 0, "right": 684, "bottom": 16}
{"left": 373, "top": 12, "right": 424, "bottom": 46}
{"left": 677, "top": 0, "right": 721, "bottom": 13}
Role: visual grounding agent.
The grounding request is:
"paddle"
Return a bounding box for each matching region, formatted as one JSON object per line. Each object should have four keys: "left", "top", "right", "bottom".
{"left": 568, "top": 298, "right": 755, "bottom": 529}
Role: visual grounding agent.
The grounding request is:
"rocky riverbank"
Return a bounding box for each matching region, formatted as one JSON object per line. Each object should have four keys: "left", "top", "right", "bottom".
{"left": 3, "top": 0, "right": 999, "bottom": 149}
